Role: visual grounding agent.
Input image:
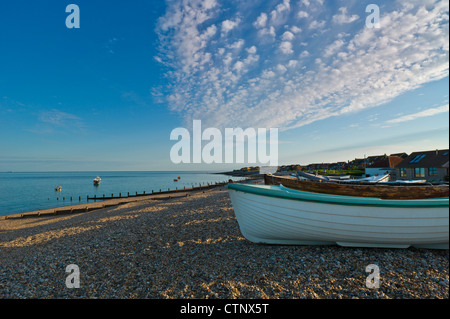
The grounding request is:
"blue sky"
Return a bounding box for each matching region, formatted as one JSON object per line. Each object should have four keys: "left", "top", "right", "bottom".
{"left": 0, "top": 0, "right": 448, "bottom": 171}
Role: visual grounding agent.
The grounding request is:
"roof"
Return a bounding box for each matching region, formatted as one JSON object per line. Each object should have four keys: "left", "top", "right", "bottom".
{"left": 390, "top": 152, "right": 409, "bottom": 158}
{"left": 368, "top": 156, "right": 404, "bottom": 168}
{"left": 395, "top": 149, "right": 449, "bottom": 168}
{"left": 366, "top": 155, "right": 385, "bottom": 162}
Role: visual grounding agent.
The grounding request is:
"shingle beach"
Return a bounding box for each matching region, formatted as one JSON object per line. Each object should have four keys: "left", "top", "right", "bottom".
{"left": 0, "top": 184, "right": 448, "bottom": 299}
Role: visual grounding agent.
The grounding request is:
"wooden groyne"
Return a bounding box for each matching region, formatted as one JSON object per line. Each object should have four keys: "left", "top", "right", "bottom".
{"left": 86, "top": 181, "right": 230, "bottom": 201}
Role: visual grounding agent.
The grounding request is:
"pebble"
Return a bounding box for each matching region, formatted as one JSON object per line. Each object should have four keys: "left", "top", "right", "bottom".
{"left": 0, "top": 187, "right": 448, "bottom": 299}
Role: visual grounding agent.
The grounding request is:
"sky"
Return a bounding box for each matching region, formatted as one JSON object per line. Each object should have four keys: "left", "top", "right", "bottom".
{"left": 0, "top": 0, "right": 448, "bottom": 171}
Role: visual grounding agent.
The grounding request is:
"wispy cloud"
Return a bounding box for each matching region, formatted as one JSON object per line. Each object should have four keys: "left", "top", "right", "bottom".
{"left": 386, "top": 104, "right": 449, "bottom": 124}
{"left": 39, "top": 109, "right": 81, "bottom": 126}
{"left": 156, "top": 0, "right": 449, "bottom": 130}
{"left": 35, "top": 109, "right": 84, "bottom": 134}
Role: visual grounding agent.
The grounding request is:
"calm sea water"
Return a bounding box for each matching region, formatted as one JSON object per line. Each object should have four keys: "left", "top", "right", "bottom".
{"left": 0, "top": 171, "right": 245, "bottom": 216}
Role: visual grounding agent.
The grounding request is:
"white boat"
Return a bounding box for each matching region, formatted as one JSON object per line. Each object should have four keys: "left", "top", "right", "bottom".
{"left": 55, "top": 186, "right": 62, "bottom": 191}
{"left": 93, "top": 176, "right": 101, "bottom": 185}
{"left": 386, "top": 179, "right": 427, "bottom": 184}
{"left": 298, "top": 171, "right": 390, "bottom": 183}
{"left": 339, "top": 174, "right": 390, "bottom": 183}
{"left": 227, "top": 183, "right": 449, "bottom": 249}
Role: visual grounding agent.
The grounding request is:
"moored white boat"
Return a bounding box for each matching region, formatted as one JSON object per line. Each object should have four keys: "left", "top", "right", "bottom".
{"left": 227, "top": 183, "right": 449, "bottom": 249}
{"left": 93, "top": 176, "right": 101, "bottom": 185}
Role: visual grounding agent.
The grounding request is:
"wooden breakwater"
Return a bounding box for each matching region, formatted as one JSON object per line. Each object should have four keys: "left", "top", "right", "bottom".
{"left": 86, "top": 180, "right": 231, "bottom": 201}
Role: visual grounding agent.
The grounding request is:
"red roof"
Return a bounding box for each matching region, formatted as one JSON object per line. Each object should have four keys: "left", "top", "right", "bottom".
{"left": 368, "top": 156, "right": 404, "bottom": 168}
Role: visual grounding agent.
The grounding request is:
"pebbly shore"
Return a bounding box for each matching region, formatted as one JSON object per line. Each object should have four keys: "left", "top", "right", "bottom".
{"left": 0, "top": 185, "right": 448, "bottom": 299}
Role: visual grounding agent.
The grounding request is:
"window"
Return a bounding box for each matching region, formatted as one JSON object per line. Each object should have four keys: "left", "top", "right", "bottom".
{"left": 429, "top": 167, "right": 437, "bottom": 176}
{"left": 414, "top": 168, "right": 425, "bottom": 178}
{"left": 400, "top": 168, "right": 407, "bottom": 177}
{"left": 410, "top": 154, "right": 427, "bottom": 163}
{"left": 409, "top": 155, "right": 421, "bottom": 163}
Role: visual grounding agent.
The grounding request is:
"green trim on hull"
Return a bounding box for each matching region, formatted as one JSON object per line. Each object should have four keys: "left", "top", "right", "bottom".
{"left": 227, "top": 183, "right": 449, "bottom": 208}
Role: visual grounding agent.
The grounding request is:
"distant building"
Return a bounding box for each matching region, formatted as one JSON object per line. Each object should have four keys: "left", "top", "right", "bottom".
{"left": 365, "top": 155, "right": 404, "bottom": 177}
{"left": 365, "top": 155, "right": 385, "bottom": 167}
{"left": 277, "top": 164, "right": 302, "bottom": 172}
{"left": 390, "top": 152, "right": 409, "bottom": 159}
{"left": 348, "top": 158, "right": 366, "bottom": 169}
{"left": 394, "top": 149, "right": 449, "bottom": 182}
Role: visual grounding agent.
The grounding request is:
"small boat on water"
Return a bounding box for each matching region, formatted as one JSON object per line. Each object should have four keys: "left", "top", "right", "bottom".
{"left": 174, "top": 179, "right": 178, "bottom": 182}
{"left": 55, "top": 186, "right": 62, "bottom": 191}
{"left": 93, "top": 176, "right": 101, "bottom": 185}
{"left": 264, "top": 174, "right": 449, "bottom": 199}
{"left": 227, "top": 183, "right": 449, "bottom": 249}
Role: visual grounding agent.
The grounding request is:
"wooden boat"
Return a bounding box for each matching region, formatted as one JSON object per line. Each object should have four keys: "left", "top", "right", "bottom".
{"left": 227, "top": 183, "right": 449, "bottom": 249}
{"left": 264, "top": 174, "right": 449, "bottom": 200}
{"left": 93, "top": 176, "right": 101, "bottom": 185}
{"left": 55, "top": 186, "right": 62, "bottom": 191}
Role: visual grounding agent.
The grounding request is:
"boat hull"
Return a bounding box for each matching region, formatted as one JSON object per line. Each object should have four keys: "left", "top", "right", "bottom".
{"left": 228, "top": 184, "right": 449, "bottom": 249}
{"left": 264, "top": 174, "right": 449, "bottom": 200}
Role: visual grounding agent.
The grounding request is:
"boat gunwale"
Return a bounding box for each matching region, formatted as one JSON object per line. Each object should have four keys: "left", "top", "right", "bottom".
{"left": 227, "top": 183, "right": 449, "bottom": 208}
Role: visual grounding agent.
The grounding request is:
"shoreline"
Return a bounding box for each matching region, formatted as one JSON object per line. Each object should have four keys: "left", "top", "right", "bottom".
{"left": 1, "top": 177, "right": 261, "bottom": 220}
{"left": 0, "top": 183, "right": 448, "bottom": 299}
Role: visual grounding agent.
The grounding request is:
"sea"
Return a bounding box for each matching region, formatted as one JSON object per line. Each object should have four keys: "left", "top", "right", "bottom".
{"left": 0, "top": 171, "right": 246, "bottom": 216}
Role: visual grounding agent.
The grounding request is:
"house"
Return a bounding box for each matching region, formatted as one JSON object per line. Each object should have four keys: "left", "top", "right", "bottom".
{"left": 348, "top": 158, "right": 366, "bottom": 169}
{"left": 365, "top": 155, "right": 404, "bottom": 178}
{"left": 277, "top": 164, "right": 302, "bottom": 172}
{"left": 365, "top": 155, "right": 385, "bottom": 167}
{"left": 390, "top": 152, "right": 409, "bottom": 159}
{"left": 394, "top": 149, "right": 449, "bottom": 182}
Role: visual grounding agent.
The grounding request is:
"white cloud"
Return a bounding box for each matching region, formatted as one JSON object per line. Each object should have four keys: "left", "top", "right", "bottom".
{"left": 297, "top": 11, "right": 309, "bottom": 18}
{"left": 156, "top": 0, "right": 449, "bottom": 131}
{"left": 308, "top": 20, "right": 325, "bottom": 29}
{"left": 228, "top": 39, "right": 245, "bottom": 50}
{"left": 270, "top": 0, "right": 291, "bottom": 25}
{"left": 290, "top": 26, "right": 302, "bottom": 33}
{"left": 287, "top": 60, "right": 298, "bottom": 68}
{"left": 253, "top": 13, "right": 267, "bottom": 28}
{"left": 332, "top": 7, "right": 359, "bottom": 24}
{"left": 258, "top": 26, "right": 276, "bottom": 38}
{"left": 221, "top": 18, "right": 240, "bottom": 35}
{"left": 323, "top": 39, "right": 345, "bottom": 57}
{"left": 280, "top": 41, "right": 294, "bottom": 54}
{"left": 387, "top": 104, "right": 449, "bottom": 124}
{"left": 276, "top": 64, "right": 287, "bottom": 73}
{"left": 246, "top": 46, "right": 257, "bottom": 54}
{"left": 39, "top": 110, "right": 81, "bottom": 126}
{"left": 281, "top": 31, "right": 295, "bottom": 41}
{"left": 299, "top": 50, "right": 309, "bottom": 58}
